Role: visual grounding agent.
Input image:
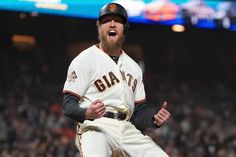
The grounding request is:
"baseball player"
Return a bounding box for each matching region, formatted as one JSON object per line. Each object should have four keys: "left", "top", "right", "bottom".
{"left": 62, "top": 2, "right": 170, "bottom": 157}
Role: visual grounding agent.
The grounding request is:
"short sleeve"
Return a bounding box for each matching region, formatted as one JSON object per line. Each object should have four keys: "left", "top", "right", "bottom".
{"left": 63, "top": 54, "right": 91, "bottom": 97}
{"left": 134, "top": 67, "right": 146, "bottom": 103}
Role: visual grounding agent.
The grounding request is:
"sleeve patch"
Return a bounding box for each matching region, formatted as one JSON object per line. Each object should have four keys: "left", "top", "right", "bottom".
{"left": 67, "top": 70, "right": 78, "bottom": 82}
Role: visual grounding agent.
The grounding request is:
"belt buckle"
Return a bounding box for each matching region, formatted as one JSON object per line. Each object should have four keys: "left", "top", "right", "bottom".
{"left": 105, "top": 104, "right": 131, "bottom": 121}
{"left": 113, "top": 112, "right": 119, "bottom": 119}
{"left": 117, "top": 112, "right": 127, "bottom": 120}
{"left": 116, "top": 112, "right": 127, "bottom": 120}
{"left": 105, "top": 111, "right": 127, "bottom": 120}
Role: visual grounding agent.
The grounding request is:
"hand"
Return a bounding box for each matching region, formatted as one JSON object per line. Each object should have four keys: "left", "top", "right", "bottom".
{"left": 85, "top": 99, "right": 106, "bottom": 120}
{"left": 153, "top": 101, "right": 171, "bottom": 126}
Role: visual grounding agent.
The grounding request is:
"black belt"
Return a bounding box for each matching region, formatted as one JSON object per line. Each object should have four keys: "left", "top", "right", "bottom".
{"left": 104, "top": 111, "right": 127, "bottom": 120}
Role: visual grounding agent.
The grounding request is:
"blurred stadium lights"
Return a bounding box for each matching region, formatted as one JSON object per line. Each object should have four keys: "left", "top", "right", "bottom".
{"left": 171, "top": 24, "right": 185, "bottom": 32}
{"left": 35, "top": 2, "right": 68, "bottom": 11}
{"left": 19, "top": 13, "right": 27, "bottom": 19}
{"left": 30, "top": 11, "right": 39, "bottom": 17}
{"left": 12, "top": 34, "right": 36, "bottom": 49}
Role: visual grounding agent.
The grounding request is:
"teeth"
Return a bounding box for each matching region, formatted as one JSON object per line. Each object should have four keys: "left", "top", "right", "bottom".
{"left": 108, "top": 30, "right": 117, "bottom": 36}
{"left": 109, "top": 30, "right": 116, "bottom": 33}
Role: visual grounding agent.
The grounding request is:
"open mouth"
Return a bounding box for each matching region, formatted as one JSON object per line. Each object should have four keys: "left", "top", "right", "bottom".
{"left": 108, "top": 30, "right": 117, "bottom": 36}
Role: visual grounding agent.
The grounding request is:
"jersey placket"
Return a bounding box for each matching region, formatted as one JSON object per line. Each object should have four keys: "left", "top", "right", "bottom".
{"left": 117, "top": 54, "right": 132, "bottom": 119}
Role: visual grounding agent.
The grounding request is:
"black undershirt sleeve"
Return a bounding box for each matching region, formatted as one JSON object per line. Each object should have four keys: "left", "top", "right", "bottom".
{"left": 63, "top": 93, "right": 87, "bottom": 122}
{"left": 130, "top": 103, "right": 160, "bottom": 133}
{"left": 63, "top": 92, "right": 160, "bottom": 130}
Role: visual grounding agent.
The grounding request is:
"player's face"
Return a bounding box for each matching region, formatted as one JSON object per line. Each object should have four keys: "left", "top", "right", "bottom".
{"left": 98, "top": 15, "right": 125, "bottom": 49}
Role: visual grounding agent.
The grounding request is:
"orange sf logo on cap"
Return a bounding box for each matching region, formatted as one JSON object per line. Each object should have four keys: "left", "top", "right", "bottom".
{"left": 109, "top": 4, "right": 116, "bottom": 12}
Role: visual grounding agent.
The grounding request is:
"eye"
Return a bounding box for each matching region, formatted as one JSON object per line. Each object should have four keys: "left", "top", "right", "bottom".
{"left": 100, "top": 16, "right": 124, "bottom": 24}
{"left": 113, "top": 17, "right": 124, "bottom": 24}
{"left": 100, "top": 17, "right": 112, "bottom": 24}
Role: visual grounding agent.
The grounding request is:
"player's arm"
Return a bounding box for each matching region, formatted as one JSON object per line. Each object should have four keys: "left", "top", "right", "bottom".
{"left": 130, "top": 102, "right": 158, "bottom": 132}
{"left": 63, "top": 93, "right": 106, "bottom": 122}
{"left": 131, "top": 101, "right": 170, "bottom": 132}
{"left": 131, "top": 65, "right": 170, "bottom": 131}
{"left": 63, "top": 93, "right": 87, "bottom": 122}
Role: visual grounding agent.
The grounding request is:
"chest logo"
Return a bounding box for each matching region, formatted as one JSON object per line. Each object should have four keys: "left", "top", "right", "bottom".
{"left": 94, "top": 72, "right": 120, "bottom": 92}
{"left": 94, "top": 71, "right": 137, "bottom": 92}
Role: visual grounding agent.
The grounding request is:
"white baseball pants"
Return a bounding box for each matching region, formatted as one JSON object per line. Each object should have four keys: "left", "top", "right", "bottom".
{"left": 76, "top": 117, "right": 169, "bottom": 157}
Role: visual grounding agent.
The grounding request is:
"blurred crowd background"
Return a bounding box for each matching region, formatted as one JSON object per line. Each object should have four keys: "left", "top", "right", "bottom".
{"left": 0, "top": 8, "right": 236, "bottom": 157}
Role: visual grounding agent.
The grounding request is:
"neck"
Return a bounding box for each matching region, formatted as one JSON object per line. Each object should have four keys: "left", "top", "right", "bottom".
{"left": 98, "top": 43, "right": 121, "bottom": 57}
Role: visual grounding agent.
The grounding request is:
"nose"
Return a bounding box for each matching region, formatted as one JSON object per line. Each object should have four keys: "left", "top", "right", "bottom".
{"left": 109, "top": 20, "right": 116, "bottom": 27}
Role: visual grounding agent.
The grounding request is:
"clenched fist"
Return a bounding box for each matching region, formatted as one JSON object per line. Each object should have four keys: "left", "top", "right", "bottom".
{"left": 85, "top": 99, "right": 106, "bottom": 120}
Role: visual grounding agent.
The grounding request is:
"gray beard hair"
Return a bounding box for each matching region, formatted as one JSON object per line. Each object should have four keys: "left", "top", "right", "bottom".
{"left": 99, "top": 34, "right": 125, "bottom": 52}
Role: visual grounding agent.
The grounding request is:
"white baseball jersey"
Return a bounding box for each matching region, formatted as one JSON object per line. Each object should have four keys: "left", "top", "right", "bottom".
{"left": 63, "top": 45, "right": 145, "bottom": 116}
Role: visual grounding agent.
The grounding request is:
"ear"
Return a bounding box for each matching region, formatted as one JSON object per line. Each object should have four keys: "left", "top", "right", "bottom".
{"left": 124, "top": 23, "right": 129, "bottom": 35}
{"left": 96, "top": 20, "right": 101, "bottom": 28}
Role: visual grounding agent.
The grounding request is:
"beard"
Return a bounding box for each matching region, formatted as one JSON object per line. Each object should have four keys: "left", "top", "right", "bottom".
{"left": 98, "top": 32, "right": 125, "bottom": 52}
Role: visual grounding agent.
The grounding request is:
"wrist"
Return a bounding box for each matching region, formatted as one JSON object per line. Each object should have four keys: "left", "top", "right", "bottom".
{"left": 153, "top": 117, "right": 162, "bottom": 128}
